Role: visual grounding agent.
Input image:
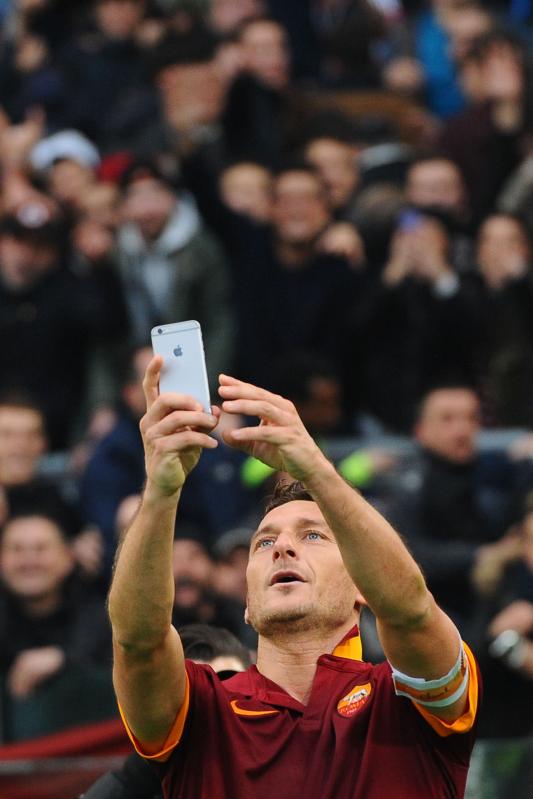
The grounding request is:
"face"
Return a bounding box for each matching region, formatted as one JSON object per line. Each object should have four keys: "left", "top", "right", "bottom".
{"left": 246, "top": 501, "right": 359, "bottom": 637}
{"left": 240, "top": 20, "right": 290, "bottom": 91}
{"left": 0, "top": 235, "right": 58, "bottom": 290}
{"left": 209, "top": 0, "right": 265, "bottom": 34}
{"left": 95, "top": 0, "right": 144, "bottom": 39}
{"left": 122, "top": 346, "right": 154, "bottom": 419}
{"left": 0, "top": 406, "right": 46, "bottom": 486}
{"left": 446, "top": 8, "right": 492, "bottom": 62}
{"left": 49, "top": 160, "right": 95, "bottom": 207}
{"left": 78, "top": 183, "right": 120, "bottom": 228}
{"left": 159, "top": 61, "right": 225, "bottom": 129}
{"left": 297, "top": 377, "right": 342, "bottom": 436}
{"left": 406, "top": 160, "right": 465, "bottom": 215}
{"left": 173, "top": 539, "right": 213, "bottom": 609}
{"left": 477, "top": 216, "right": 530, "bottom": 279}
{"left": 272, "top": 171, "right": 330, "bottom": 247}
{"left": 0, "top": 516, "right": 73, "bottom": 602}
{"left": 305, "top": 138, "right": 359, "bottom": 210}
{"left": 220, "top": 163, "right": 273, "bottom": 223}
{"left": 121, "top": 177, "right": 176, "bottom": 241}
{"left": 416, "top": 389, "right": 481, "bottom": 464}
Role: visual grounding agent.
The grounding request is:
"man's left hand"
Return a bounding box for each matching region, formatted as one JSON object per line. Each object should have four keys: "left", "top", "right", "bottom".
{"left": 219, "top": 375, "right": 326, "bottom": 482}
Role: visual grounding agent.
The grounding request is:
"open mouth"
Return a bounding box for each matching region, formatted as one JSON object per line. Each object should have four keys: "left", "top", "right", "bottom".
{"left": 270, "top": 571, "right": 305, "bottom": 586}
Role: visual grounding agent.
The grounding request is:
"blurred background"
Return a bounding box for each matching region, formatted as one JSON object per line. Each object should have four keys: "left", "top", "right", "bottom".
{"left": 0, "top": 0, "right": 533, "bottom": 796}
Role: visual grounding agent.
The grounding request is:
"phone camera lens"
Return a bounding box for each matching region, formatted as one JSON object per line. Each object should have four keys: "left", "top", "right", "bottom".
{"left": 157, "top": 328, "right": 163, "bottom": 334}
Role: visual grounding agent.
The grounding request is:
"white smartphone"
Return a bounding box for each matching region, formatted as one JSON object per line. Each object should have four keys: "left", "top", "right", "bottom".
{"left": 151, "top": 320, "right": 211, "bottom": 413}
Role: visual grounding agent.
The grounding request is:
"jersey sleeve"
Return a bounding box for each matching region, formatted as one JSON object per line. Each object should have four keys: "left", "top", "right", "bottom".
{"left": 118, "top": 669, "right": 191, "bottom": 763}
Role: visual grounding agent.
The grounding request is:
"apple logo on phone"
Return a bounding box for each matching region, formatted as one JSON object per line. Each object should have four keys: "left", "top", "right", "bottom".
{"left": 173, "top": 346, "right": 183, "bottom": 357}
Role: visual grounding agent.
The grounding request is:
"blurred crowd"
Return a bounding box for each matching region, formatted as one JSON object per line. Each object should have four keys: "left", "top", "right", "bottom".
{"left": 1, "top": 0, "right": 533, "bottom": 746}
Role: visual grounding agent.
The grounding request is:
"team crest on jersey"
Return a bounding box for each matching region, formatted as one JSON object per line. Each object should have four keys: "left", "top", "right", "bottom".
{"left": 337, "top": 682, "right": 372, "bottom": 718}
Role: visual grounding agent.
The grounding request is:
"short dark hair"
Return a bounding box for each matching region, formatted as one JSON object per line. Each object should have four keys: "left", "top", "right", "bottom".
{"left": 178, "top": 624, "right": 251, "bottom": 668}
{"left": 146, "top": 26, "right": 218, "bottom": 76}
{"left": 264, "top": 479, "right": 314, "bottom": 515}
{"left": 0, "top": 391, "right": 44, "bottom": 417}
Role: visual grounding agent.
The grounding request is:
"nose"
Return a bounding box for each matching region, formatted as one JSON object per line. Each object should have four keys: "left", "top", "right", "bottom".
{"left": 272, "top": 532, "right": 297, "bottom": 561}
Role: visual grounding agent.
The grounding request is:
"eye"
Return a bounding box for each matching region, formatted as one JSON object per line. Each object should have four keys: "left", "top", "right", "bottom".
{"left": 305, "top": 531, "right": 322, "bottom": 542}
{"left": 256, "top": 537, "right": 274, "bottom": 550}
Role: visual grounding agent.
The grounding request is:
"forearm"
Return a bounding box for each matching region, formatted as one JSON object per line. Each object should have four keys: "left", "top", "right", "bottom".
{"left": 108, "top": 482, "right": 179, "bottom": 652}
{"left": 305, "top": 460, "right": 430, "bottom": 628}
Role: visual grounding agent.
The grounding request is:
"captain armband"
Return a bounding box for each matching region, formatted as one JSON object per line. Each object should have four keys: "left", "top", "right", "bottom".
{"left": 391, "top": 643, "right": 469, "bottom": 709}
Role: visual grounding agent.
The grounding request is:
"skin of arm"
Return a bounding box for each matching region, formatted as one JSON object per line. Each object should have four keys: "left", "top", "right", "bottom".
{"left": 219, "top": 375, "right": 467, "bottom": 722}
{"left": 108, "top": 356, "right": 219, "bottom": 753}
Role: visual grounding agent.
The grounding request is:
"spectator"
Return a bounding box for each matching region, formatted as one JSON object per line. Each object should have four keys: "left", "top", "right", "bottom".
{"left": 353, "top": 210, "right": 474, "bottom": 430}
{"left": 0, "top": 198, "right": 125, "bottom": 449}
{"left": 473, "top": 496, "right": 533, "bottom": 737}
{"left": 439, "top": 29, "right": 528, "bottom": 224}
{"left": 29, "top": 129, "right": 101, "bottom": 211}
{"left": 395, "top": 1, "right": 493, "bottom": 118}
{"left": 224, "top": 164, "right": 364, "bottom": 396}
{"left": 222, "top": 16, "right": 300, "bottom": 165}
{"left": 114, "top": 159, "right": 235, "bottom": 388}
{"left": 0, "top": 29, "right": 68, "bottom": 129}
{"left": 59, "top": 0, "right": 154, "bottom": 148}
{"left": 218, "top": 160, "right": 273, "bottom": 223}
{"left": 303, "top": 131, "right": 361, "bottom": 218}
{"left": 462, "top": 213, "right": 533, "bottom": 427}
{"left": 0, "top": 512, "right": 111, "bottom": 700}
{"left": 171, "top": 532, "right": 253, "bottom": 646}
{"left": 404, "top": 154, "right": 474, "bottom": 270}
{"left": 386, "top": 385, "right": 533, "bottom": 632}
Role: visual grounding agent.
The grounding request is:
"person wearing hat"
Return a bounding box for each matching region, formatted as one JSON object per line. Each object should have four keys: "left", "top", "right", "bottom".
{"left": 108, "top": 358, "right": 480, "bottom": 798}
{"left": 0, "top": 199, "right": 126, "bottom": 449}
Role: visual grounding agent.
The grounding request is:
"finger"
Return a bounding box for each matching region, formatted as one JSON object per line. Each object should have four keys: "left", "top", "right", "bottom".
{"left": 141, "top": 393, "right": 203, "bottom": 430}
{"left": 226, "top": 425, "right": 285, "bottom": 444}
{"left": 142, "top": 356, "right": 163, "bottom": 410}
{"left": 146, "top": 410, "right": 218, "bottom": 439}
{"left": 222, "top": 398, "right": 291, "bottom": 424}
{"left": 219, "top": 376, "right": 291, "bottom": 409}
{"left": 156, "top": 431, "right": 219, "bottom": 452}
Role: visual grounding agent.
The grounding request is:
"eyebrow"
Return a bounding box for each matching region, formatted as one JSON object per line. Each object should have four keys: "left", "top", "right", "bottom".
{"left": 250, "top": 517, "right": 328, "bottom": 545}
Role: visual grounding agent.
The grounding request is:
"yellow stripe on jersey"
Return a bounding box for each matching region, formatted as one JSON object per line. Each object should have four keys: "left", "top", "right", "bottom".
{"left": 119, "top": 671, "right": 191, "bottom": 763}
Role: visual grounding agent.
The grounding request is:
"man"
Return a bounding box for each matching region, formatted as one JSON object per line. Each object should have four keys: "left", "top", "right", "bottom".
{"left": 115, "top": 160, "right": 234, "bottom": 390}
{"left": 109, "top": 357, "right": 480, "bottom": 798}
{"left": 0, "top": 512, "right": 110, "bottom": 701}
{"left": 0, "top": 198, "right": 125, "bottom": 449}
{"left": 387, "top": 385, "right": 531, "bottom": 630}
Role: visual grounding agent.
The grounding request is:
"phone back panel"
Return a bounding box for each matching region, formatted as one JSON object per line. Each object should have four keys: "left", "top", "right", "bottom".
{"left": 151, "top": 321, "right": 211, "bottom": 412}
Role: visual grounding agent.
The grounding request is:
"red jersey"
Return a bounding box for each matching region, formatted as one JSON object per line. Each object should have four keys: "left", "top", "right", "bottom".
{"left": 122, "top": 628, "right": 480, "bottom": 799}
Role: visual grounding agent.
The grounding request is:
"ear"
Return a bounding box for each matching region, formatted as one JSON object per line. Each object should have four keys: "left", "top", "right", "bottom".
{"left": 354, "top": 586, "right": 367, "bottom": 611}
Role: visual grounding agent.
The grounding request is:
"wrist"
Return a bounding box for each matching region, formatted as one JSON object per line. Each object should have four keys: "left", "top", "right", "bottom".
{"left": 303, "top": 456, "right": 338, "bottom": 493}
{"left": 144, "top": 479, "right": 182, "bottom": 505}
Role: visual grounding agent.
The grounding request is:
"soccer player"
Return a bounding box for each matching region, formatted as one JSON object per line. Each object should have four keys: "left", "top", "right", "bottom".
{"left": 108, "top": 357, "right": 480, "bottom": 799}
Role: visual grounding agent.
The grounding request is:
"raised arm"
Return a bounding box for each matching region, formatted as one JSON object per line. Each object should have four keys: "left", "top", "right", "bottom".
{"left": 219, "top": 375, "right": 472, "bottom": 724}
{"left": 108, "top": 357, "right": 219, "bottom": 755}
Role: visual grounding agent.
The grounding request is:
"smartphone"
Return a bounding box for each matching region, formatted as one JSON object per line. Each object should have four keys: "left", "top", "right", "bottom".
{"left": 151, "top": 321, "right": 211, "bottom": 413}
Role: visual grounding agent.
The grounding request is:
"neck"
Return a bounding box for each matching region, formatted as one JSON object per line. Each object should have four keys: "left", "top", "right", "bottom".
{"left": 275, "top": 239, "right": 314, "bottom": 268}
{"left": 20, "top": 589, "right": 63, "bottom": 619}
{"left": 256, "top": 617, "right": 357, "bottom": 704}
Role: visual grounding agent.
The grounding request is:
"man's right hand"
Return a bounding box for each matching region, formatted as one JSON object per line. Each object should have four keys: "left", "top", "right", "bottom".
{"left": 140, "top": 356, "right": 219, "bottom": 497}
